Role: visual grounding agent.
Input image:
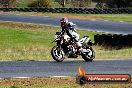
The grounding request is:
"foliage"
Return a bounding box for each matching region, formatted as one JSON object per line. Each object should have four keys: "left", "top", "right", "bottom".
{"left": 28, "top": 0, "right": 53, "bottom": 8}
{"left": 72, "top": 0, "right": 92, "bottom": 7}
{"left": 9, "top": 86, "right": 17, "bottom": 88}
{"left": 1, "top": 0, "right": 131, "bottom": 8}
{"left": 106, "top": 0, "right": 132, "bottom": 8}
{"left": 55, "top": 0, "right": 92, "bottom": 7}
{"left": 93, "top": 0, "right": 132, "bottom": 8}
{"left": 0, "top": 0, "right": 16, "bottom": 7}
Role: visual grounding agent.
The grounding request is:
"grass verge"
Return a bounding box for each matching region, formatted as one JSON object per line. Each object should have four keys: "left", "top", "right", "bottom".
{"left": 0, "top": 77, "right": 132, "bottom": 88}
{"left": 0, "top": 22, "right": 131, "bottom": 60}
{"left": 1, "top": 12, "right": 132, "bottom": 22}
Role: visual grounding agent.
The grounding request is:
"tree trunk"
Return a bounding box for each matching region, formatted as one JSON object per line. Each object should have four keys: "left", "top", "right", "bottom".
{"left": 62, "top": 0, "right": 66, "bottom": 7}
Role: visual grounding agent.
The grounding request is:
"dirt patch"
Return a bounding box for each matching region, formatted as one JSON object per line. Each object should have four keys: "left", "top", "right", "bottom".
{"left": 0, "top": 77, "right": 101, "bottom": 88}
{"left": 0, "top": 22, "right": 60, "bottom": 32}
{"left": 0, "top": 78, "right": 76, "bottom": 86}
{"left": 0, "top": 22, "right": 43, "bottom": 29}
{"left": 0, "top": 77, "right": 131, "bottom": 88}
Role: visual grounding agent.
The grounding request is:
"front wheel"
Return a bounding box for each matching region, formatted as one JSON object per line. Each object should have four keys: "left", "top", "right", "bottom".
{"left": 51, "top": 46, "right": 65, "bottom": 62}
{"left": 81, "top": 46, "right": 95, "bottom": 61}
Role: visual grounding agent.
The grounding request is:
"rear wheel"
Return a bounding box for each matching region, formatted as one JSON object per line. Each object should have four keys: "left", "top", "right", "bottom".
{"left": 51, "top": 46, "right": 65, "bottom": 62}
{"left": 81, "top": 46, "right": 95, "bottom": 61}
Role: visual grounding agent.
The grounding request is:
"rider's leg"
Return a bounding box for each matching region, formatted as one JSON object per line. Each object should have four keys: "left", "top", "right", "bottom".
{"left": 69, "top": 30, "right": 82, "bottom": 51}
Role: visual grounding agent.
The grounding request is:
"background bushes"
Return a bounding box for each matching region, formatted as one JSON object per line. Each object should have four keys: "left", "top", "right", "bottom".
{"left": 0, "top": 0, "right": 132, "bottom": 8}
{"left": 28, "top": 0, "right": 53, "bottom": 8}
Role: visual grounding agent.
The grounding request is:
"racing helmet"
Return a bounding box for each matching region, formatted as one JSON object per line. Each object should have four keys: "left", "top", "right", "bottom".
{"left": 60, "top": 17, "right": 68, "bottom": 27}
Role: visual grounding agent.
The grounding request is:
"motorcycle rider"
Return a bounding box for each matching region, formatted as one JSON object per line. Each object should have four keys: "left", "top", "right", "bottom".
{"left": 60, "top": 17, "right": 82, "bottom": 52}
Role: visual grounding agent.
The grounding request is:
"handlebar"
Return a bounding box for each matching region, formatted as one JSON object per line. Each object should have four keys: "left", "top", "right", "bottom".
{"left": 51, "top": 34, "right": 62, "bottom": 43}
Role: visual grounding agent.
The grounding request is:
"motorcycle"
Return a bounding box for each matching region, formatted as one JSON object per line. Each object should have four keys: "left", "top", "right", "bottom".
{"left": 51, "top": 32, "right": 95, "bottom": 62}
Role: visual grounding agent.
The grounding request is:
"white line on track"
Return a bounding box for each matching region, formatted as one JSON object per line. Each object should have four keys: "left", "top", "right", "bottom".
{"left": 50, "top": 76, "right": 70, "bottom": 78}
{"left": 104, "top": 20, "right": 109, "bottom": 21}
{"left": 120, "top": 21, "right": 124, "bottom": 22}
{"left": 91, "top": 19, "right": 96, "bottom": 21}
{"left": 0, "top": 76, "right": 71, "bottom": 79}
{"left": 13, "top": 77, "right": 31, "bottom": 79}
{"left": 13, "top": 14, "right": 49, "bottom": 18}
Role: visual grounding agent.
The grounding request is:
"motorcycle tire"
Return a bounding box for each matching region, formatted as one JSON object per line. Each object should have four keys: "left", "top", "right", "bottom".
{"left": 51, "top": 46, "right": 65, "bottom": 62}
{"left": 81, "top": 46, "right": 95, "bottom": 61}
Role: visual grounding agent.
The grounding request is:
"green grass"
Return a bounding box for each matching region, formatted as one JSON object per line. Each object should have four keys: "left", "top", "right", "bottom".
{"left": 0, "top": 25, "right": 54, "bottom": 48}
{"left": 0, "top": 23, "right": 56, "bottom": 60}
{"left": 0, "top": 22, "right": 132, "bottom": 60}
{"left": 0, "top": 86, "right": 15, "bottom": 88}
{"left": 94, "top": 45, "right": 132, "bottom": 59}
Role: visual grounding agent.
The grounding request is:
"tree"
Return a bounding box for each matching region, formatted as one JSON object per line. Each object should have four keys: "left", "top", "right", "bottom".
{"left": 93, "top": 0, "right": 132, "bottom": 8}
{"left": 55, "top": 0, "right": 92, "bottom": 7}
{"left": 0, "top": 0, "right": 16, "bottom": 7}
{"left": 28, "top": 0, "right": 53, "bottom": 8}
{"left": 55, "top": 0, "right": 66, "bottom": 7}
{"left": 62, "top": 0, "right": 66, "bottom": 7}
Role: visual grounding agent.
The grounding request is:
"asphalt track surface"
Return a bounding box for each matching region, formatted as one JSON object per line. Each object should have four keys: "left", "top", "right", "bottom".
{"left": 0, "top": 14, "right": 132, "bottom": 34}
{"left": 0, "top": 59, "right": 132, "bottom": 78}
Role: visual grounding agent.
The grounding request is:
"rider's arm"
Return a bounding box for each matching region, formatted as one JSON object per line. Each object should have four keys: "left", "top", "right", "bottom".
{"left": 67, "top": 22, "right": 77, "bottom": 32}
{"left": 61, "top": 28, "right": 65, "bottom": 35}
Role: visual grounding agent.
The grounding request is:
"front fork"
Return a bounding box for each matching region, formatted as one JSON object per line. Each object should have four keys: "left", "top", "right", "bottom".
{"left": 56, "top": 40, "right": 62, "bottom": 54}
